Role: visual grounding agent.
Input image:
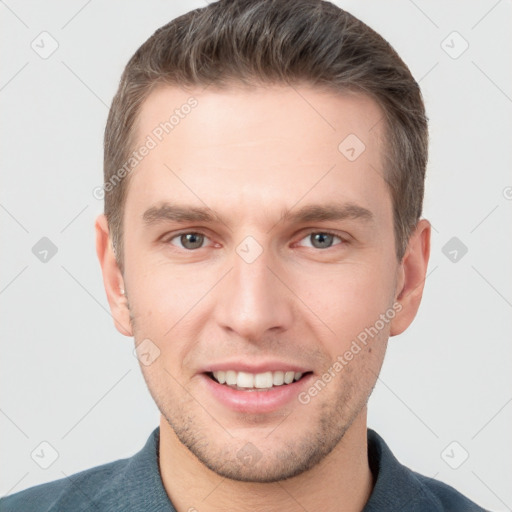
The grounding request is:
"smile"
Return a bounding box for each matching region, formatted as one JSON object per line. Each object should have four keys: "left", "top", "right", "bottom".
{"left": 209, "top": 370, "right": 308, "bottom": 390}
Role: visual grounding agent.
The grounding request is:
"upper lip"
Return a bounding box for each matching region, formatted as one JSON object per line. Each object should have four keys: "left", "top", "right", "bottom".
{"left": 201, "top": 360, "right": 311, "bottom": 374}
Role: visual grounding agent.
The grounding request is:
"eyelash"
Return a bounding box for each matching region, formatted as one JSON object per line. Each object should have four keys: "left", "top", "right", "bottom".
{"left": 162, "top": 230, "right": 347, "bottom": 251}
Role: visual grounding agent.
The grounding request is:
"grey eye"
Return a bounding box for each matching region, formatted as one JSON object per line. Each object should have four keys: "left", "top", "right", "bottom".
{"left": 309, "top": 232, "right": 336, "bottom": 249}
{"left": 178, "top": 233, "right": 205, "bottom": 250}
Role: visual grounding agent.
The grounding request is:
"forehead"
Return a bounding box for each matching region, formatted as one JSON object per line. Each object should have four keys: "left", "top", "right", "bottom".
{"left": 124, "top": 84, "right": 390, "bottom": 228}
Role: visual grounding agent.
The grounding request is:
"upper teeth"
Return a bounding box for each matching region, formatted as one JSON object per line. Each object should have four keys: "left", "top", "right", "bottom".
{"left": 212, "top": 370, "right": 303, "bottom": 389}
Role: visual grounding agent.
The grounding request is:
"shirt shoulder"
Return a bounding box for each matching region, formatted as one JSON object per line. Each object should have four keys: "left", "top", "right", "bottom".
{"left": 410, "top": 470, "right": 490, "bottom": 512}
{"left": 0, "top": 457, "right": 130, "bottom": 512}
{"left": 0, "top": 427, "right": 174, "bottom": 512}
{"left": 364, "top": 429, "right": 488, "bottom": 512}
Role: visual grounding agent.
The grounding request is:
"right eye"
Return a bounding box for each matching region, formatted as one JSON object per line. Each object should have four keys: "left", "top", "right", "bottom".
{"left": 166, "top": 232, "right": 212, "bottom": 250}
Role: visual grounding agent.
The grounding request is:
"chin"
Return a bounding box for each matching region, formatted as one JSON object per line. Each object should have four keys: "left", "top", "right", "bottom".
{"left": 166, "top": 410, "right": 350, "bottom": 483}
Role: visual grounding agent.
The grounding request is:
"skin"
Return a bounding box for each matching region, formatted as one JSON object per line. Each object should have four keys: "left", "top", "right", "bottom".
{"left": 96, "top": 84, "right": 430, "bottom": 512}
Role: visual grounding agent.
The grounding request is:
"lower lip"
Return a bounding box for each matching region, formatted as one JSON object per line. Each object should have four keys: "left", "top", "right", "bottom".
{"left": 199, "top": 373, "right": 313, "bottom": 414}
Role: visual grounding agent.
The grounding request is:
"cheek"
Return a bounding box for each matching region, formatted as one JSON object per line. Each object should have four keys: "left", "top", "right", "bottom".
{"left": 126, "top": 264, "right": 215, "bottom": 375}
{"left": 126, "top": 262, "right": 205, "bottom": 329}
{"left": 294, "top": 261, "right": 395, "bottom": 338}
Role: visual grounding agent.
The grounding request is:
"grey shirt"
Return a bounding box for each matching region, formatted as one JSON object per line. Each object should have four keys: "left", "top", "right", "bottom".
{"left": 0, "top": 427, "right": 487, "bottom": 511}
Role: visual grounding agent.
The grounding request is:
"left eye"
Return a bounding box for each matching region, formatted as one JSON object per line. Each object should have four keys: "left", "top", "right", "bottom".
{"left": 169, "top": 232, "right": 210, "bottom": 250}
{"left": 297, "top": 232, "right": 343, "bottom": 249}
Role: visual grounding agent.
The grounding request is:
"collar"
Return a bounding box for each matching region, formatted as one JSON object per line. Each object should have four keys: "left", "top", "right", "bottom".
{"left": 111, "top": 427, "right": 440, "bottom": 512}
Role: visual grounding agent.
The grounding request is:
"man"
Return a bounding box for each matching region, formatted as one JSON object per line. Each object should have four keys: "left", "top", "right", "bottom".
{"left": 1, "top": 0, "right": 487, "bottom": 510}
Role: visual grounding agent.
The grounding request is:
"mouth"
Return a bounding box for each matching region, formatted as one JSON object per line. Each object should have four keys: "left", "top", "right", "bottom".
{"left": 207, "top": 370, "right": 312, "bottom": 391}
{"left": 199, "top": 362, "right": 315, "bottom": 413}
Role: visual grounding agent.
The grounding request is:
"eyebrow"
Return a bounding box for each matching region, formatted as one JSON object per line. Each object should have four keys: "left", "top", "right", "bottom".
{"left": 142, "top": 202, "right": 374, "bottom": 227}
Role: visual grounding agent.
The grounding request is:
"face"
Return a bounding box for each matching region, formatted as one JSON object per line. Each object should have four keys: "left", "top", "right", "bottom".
{"left": 103, "top": 84, "right": 411, "bottom": 482}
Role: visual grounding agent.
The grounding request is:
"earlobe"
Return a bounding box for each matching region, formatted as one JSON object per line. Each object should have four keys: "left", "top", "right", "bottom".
{"left": 389, "top": 219, "right": 431, "bottom": 336}
{"left": 95, "top": 214, "right": 133, "bottom": 337}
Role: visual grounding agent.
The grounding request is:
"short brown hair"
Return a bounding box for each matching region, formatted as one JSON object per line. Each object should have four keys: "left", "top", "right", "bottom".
{"left": 104, "top": 0, "right": 428, "bottom": 272}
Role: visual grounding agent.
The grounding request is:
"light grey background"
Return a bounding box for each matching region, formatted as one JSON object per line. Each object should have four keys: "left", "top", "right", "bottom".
{"left": 1, "top": 1, "right": 511, "bottom": 510}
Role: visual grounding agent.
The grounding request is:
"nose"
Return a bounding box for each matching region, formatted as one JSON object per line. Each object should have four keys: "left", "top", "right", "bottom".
{"left": 213, "top": 242, "right": 294, "bottom": 343}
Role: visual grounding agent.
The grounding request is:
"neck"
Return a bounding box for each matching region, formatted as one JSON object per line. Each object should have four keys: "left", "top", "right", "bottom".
{"left": 158, "top": 409, "right": 374, "bottom": 512}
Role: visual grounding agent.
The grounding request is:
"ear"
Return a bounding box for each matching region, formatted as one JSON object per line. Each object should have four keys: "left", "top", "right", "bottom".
{"left": 390, "top": 219, "right": 431, "bottom": 336}
{"left": 95, "top": 214, "right": 133, "bottom": 337}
